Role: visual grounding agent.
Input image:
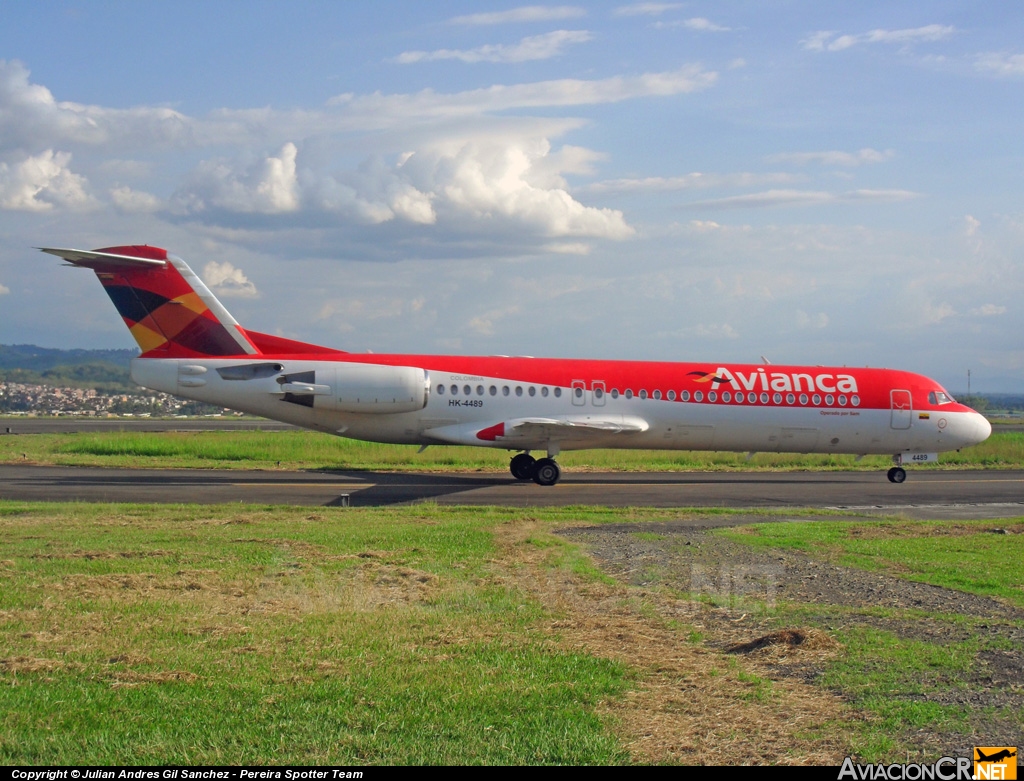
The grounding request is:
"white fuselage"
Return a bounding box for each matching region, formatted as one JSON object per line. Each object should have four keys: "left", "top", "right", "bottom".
{"left": 131, "top": 357, "right": 991, "bottom": 458}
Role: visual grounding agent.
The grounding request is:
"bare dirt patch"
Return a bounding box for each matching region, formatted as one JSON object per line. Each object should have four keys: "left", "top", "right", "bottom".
{"left": 558, "top": 520, "right": 1024, "bottom": 758}
{"left": 492, "top": 519, "right": 852, "bottom": 765}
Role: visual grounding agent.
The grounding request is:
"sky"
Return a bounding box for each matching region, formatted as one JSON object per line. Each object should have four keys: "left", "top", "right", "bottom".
{"left": 1, "top": 1, "right": 1022, "bottom": 392}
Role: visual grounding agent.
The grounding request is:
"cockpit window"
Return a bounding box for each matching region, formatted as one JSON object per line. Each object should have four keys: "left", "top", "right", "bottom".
{"left": 928, "top": 390, "right": 954, "bottom": 405}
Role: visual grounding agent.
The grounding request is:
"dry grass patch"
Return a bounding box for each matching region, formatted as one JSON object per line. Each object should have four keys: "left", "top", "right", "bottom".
{"left": 726, "top": 628, "right": 841, "bottom": 658}
{"left": 844, "top": 522, "right": 1024, "bottom": 540}
{"left": 491, "top": 519, "right": 852, "bottom": 765}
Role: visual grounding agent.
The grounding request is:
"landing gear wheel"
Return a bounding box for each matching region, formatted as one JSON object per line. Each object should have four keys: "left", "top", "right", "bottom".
{"left": 887, "top": 466, "right": 906, "bottom": 484}
{"left": 532, "top": 458, "right": 561, "bottom": 486}
{"left": 510, "top": 453, "right": 536, "bottom": 481}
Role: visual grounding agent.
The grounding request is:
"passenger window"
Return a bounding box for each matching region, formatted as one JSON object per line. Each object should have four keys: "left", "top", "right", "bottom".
{"left": 594, "top": 387, "right": 603, "bottom": 399}
{"left": 653, "top": 390, "right": 661, "bottom": 400}
{"left": 667, "top": 390, "right": 676, "bottom": 401}
{"left": 477, "top": 385, "right": 484, "bottom": 396}
{"left": 502, "top": 386, "right": 510, "bottom": 396}
{"left": 528, "top": 386, "right": 536, "bottom": 397}
{"left": 681, "top": 390, "right": 690, "bottom": 402}
{"left": 639, "top": 389, "right": 648, "bottom": 399}
{"left": 489, "top": 386, "right": 497, "bottom": 396}
{"left": 694, "top": 391, "right": 704, "bottom": 402}
{"left": 611, "top": 389, "right": 619, "bottom": 399}
{"left": 438, "top": 385, "right": 445, "bottom": 395}
{"left": 463, "top": 385, "right": 471, "bottom": 396}
{"left": 542, "top": 387, "right": 549, "bottom": 397}
{"left": 708, "top": 391, "right": 717, "bottom": 402}
{"left": 722, "top": 391, "right": 731, "bottom": 402}
{"left": 554, "top": 387, "right": 562, "bottom": 398}
{"left": 515, "top": 386, "right": 523, "bottom": 397}
{"left": 451, "top": 384, "right": 458, "bottom": 395}
{"left": 624, "top": 389, "right": 633, "bottom": 399}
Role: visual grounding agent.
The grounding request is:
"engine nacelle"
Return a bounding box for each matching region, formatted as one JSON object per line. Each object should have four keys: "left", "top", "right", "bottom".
{"left": 324, "top": 362, "right": 429, "bottom": 414}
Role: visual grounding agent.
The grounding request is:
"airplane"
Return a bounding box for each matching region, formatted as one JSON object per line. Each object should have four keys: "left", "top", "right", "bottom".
{"left": 39, "top": 244, "right": 992, "bottom": 486}
{"left": 975, "top": 749, "right": 1016, "bottom": 763}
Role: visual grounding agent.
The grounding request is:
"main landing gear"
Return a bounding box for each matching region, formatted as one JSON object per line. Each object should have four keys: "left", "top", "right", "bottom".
{"left": 509, "top": 452, "right": 562, "bottom": 486}
{"left": 887, "top": 454, "right": 906, "bottom": 483}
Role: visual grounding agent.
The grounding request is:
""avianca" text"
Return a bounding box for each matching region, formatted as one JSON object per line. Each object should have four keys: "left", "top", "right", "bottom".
{"left": 708, "top": 367, "right": 859, "bottom": 394}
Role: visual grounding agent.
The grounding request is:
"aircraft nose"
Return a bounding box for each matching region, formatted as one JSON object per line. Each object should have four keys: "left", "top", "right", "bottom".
{"left": 959, "top": 411, "right": 991, "bottom": 447}
{"left": 972, "top": 412, "right": 992, "bottom": 444}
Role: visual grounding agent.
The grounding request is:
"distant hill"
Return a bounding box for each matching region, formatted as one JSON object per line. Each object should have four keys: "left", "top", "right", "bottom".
{"left": 0, "top": 344, "right": 138, "bottom": 371}
{"left": 0, "top": 344, "right": 138, "bottom": 392}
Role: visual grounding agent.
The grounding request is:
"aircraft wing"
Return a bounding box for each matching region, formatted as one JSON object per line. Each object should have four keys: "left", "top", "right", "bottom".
{"left": 423, "top": 414, "right": 649, "bottom": 448}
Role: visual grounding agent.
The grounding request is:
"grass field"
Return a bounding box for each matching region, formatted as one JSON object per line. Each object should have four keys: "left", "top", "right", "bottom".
{"left": 2, "top": 502, "right": 1021, "bottom": 764}
{"left": 1, "top": 428, "right": 1020, "bottom": 471}
{"left": 717, "top": 521, "right": 1024, "bottom": 758}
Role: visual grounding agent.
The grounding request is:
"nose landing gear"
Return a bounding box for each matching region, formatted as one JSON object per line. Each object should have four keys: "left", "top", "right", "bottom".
{"left": 509, "top": 451, "right": 562, "bottom": 486}
{"left": 887, "top": 454, "right": 907, "bottom": 483}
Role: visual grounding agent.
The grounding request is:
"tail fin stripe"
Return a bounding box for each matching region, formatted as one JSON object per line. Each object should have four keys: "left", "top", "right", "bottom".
{"left": 105, "top": 285, "right": 171, "bottom": 325}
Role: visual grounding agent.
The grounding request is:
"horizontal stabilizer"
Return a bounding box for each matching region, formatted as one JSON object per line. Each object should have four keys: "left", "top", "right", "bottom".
{"left": 38, "top": 246, "right": 168, "bottom": 270}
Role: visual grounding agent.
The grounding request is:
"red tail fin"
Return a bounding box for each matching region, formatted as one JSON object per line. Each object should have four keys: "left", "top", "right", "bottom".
{"left": 40, "top": 245, "right": 259, "bottom": 358}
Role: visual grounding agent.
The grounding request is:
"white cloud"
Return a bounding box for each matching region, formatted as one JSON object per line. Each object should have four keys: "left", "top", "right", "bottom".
{"left": 543, "top": 241, "right": 591, "bottom": 254}
{"left": 173, "top": 143, "right": 299, "bottom": 215}
{"left": 973, "top": 304, "right": 1006, "bottom": 316}
{"left": 765, "top": 148, "right": 894, "bottom": 167}
{"left": 683, "top": 18, "right": 729, "bottom": 31}
{"left": 173, "top": 137, "right": 630, "bottom": 240}
{"left": 468, "top": 305, "right": 521, "bottom": 337}
{"left": 803, "top": 25, "right": 954, "bottom": 52}
{"left": 688, "top": 220, "right": 721, "bottom": 233}
{"left": 659, "top": 323, "right": 740, "bottom": 340}
{"left": 110, "top": 186, "right": 162, "bottom": 213}
{"left": 203, "top": 261, "right": 259, "bottom": 298}
{"left": 411, "top": 139, "right": 634, "bottom": 239}
{"left": 613, "top": 3, "right": 683, "bottom": 17}
{"left": 975, "top": 52, "right": 1024, "bottom": 77}
{"left": 795, "top": 310, "right": 829, "bottom": 329}
{"left": 395, "top": 30, "right": 592, "bottom": 64}
{"left": 0, "top": 282, "right": 9, "bottom": 295}
{"left": 449, "top": 6, "right": 585, "bottom": 25}
{"left": 921, "top": 301, "right": 956, "bottom": 325}
{"left": 655, "top": 17, "right": 731, "bottom": 32}
{"left": 327, "top": 65, "right": 717, "bottom": 124}
{"left": 0, "top": 149, "right": 93, "bottom": 211}
{"left": 581, "top": 172, "right": 798, "bottom": 194}
{"left": 965, "top": 215, "right": 980, "bottom": 237}
{"left": 686, "top": 188, "right": 918, "bottom": 209}
{"left": 0, "top": 59, "right": 197, "bottom": 153}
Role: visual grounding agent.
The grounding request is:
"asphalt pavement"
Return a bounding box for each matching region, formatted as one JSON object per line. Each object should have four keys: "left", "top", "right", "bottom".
{"left": 1, "top": 463, "right": 1021, "bottom": 517}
